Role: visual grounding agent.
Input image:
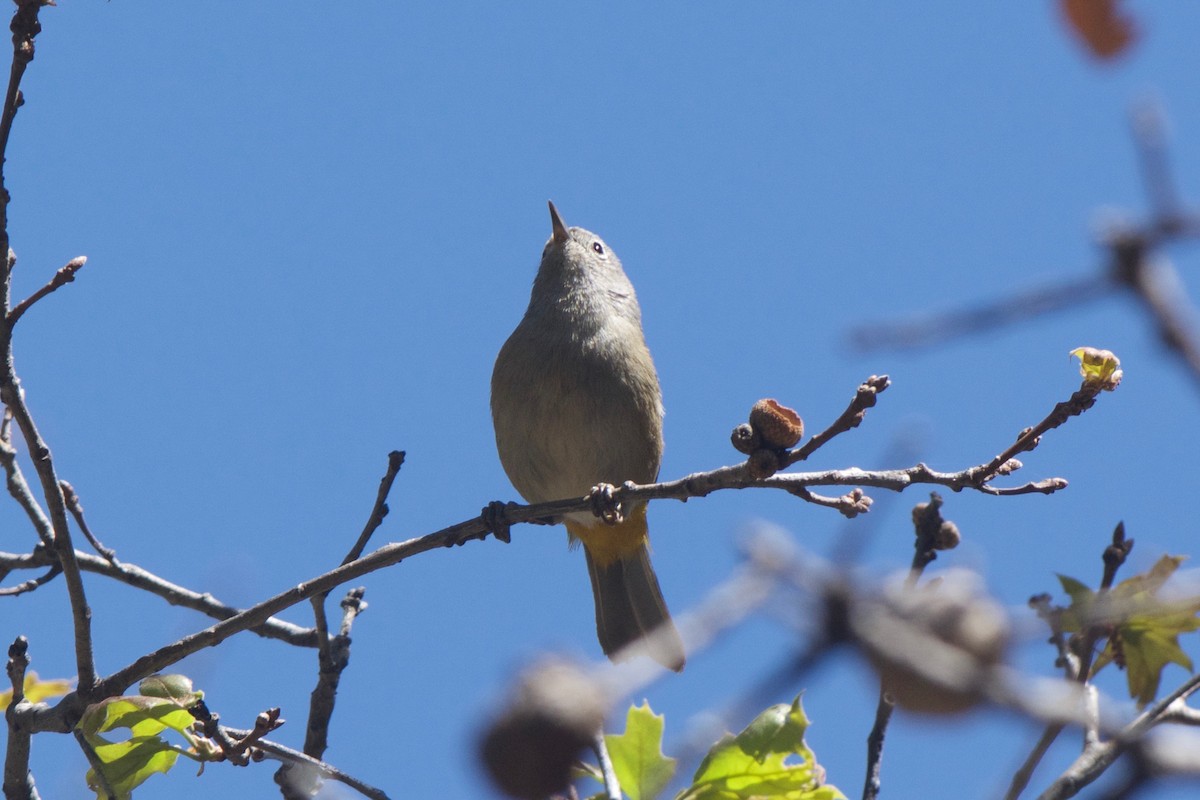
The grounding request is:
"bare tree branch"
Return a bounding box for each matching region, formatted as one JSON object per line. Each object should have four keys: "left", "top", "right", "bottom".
{"left": 71, "top": 730, "right": 112, "bottom": 800}
{"left": 59, "top": 482, "right": 114, "bottom": 562}
{"left": 284, "top": 451, "right": 404, "bottom": 794}
{"left": 862, "top": 494, "right": 956, "bottom": 800}
{"left": 3, "top": 637, "right": 40, "bottom": 800}
{"left": 3, "top": 363, "right": 1098, "bottom": 742}
{"left": 1008, "top": 725, "right": 1065, "bottom": 800}
{"left": 0, "top": 436, "right": 50, "bottom": 547}
{"left": 340, "top": 450, "right": 406, "bottom": 568}
{"left": 0, "top": 548, "right": 318, "bottom": 647}
{"left": 862, "top": 693, "right": 892, "bottom": 800}
{"left": 1131, "top": 99, "right": 1182, "bottom": 222}
{"left": 591, "top": 731, "right": 622, "bottom": 800}
{"left": 279, "top": 588, "right": 366, "bottom": 798}
{"left": 849, "top": 275, "right": 1118, "bottom": 352}
{"left": 849, "top": 101, "right": 1200, "bottom": 394}
{"left": 227, "top": 727, "right": 392, "bottom": 800}
{"left": 7, "top": 256, "right": 86, "bottom": 327}
{"left": 0, "top": 562, "right": 58, "bottom": 597}
{"left": 183, "top": 700, "right": 389, "bottom": 799}
{"left": 0, "top": 354, "right": 94, "bottom": 696}
{"left": 1006, "top": 523, "right": 1134, "bottom": 799}
{"left": 789, "top": 375, "right": 890, "bottom": 465}
{"left": 0, "top": 0, "right": 96, "bottom": 698}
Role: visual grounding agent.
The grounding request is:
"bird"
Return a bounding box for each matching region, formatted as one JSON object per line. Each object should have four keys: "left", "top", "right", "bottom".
{"left": 490, "top": 202, "right": 685, "bottom": 671}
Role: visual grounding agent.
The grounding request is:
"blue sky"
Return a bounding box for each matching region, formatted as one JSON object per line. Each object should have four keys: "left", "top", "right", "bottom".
{"left": 5, "top": 2, "right": 1200, "bottom": 799}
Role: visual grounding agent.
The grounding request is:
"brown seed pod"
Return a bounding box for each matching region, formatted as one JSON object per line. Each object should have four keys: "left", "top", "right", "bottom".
{"left": 478, "top": 660, "right": 608, "bottom": 799}
{"left": 730, "top": 423, "right": 761, "bottom": 455}
{"left": 862, "top": 573, "right": 1009, "bottom": 715}
{"left": 747, "top": 448, "right": 784, "bottom": 479}
{"left": 933, "top": 522, "right": 961, "bottom": 551}
{"left": 749, "top": 399, "right": 804, "bottom": 450}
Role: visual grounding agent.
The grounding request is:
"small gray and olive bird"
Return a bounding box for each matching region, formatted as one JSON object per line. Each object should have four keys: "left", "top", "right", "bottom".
{"left": 491, "top": 202, "right": 685, "bottom": 671}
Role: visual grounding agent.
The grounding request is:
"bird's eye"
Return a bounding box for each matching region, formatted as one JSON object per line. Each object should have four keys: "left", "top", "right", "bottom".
{"left": 591, "top": 242, "right": 605, "bottom": 255}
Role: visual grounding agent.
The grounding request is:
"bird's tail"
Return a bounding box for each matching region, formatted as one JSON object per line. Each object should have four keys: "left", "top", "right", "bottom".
{"left": 568, "top": 510, "right": 685, "bottom": 672}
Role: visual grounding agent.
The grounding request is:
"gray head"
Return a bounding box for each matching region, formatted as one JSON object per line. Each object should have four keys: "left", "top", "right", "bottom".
{"left": 531, "top": 202, "right": 640, "bottom": 321}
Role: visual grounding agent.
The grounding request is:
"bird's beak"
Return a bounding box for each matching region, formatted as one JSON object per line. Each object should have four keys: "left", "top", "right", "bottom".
{"left": 548, "top": 201, "right": 570, "bottom": 244}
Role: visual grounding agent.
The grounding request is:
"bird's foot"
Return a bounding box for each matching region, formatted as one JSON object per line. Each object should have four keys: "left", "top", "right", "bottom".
{"left": 482, "top": 500, "right": 515, "bottom": 543}
{"left": 588, "top": 482, "right": 623, "bottom": 525}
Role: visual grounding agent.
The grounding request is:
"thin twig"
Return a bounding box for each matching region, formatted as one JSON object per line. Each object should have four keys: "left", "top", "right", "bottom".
{"left": 849, "top": 101, "right": 1200, "bottom": 396}
{"left": 966, "top": 380, "right": 1107, "bottom": 486}
{"left": 290, "top": 451, "right": 402, "bottom": 792}
{"left": 300, "top": 447, "right": 400, "bottom": 706}
{"left": 20, "top": 370, "right": 1096, "bottom": 730}
{"left": 862, "top": 694, "right": 893, "bottom": 800}
{"left": 792, "top": 486, "right": 872, "bottom": 518}
{"left": 0, "top": 437, "right": 50, "bottom": 546}
{"left": 72, "top": 730, "right": 114, "bottom": 800}
{"left": 0, "top": 563, "right": 59, "bottom": 596}
{"left": 1031, "top": 672, "right": 1200, "bottom": 797}
{"left": 591, "top": 731, "right": 622, "bottom": 800}
{"left": 191, "top": 701, "right": 284, "bottom": 767}
{"left": 1007, "top": 523, "right": 1133, "bottom": 799}
{"left": 86, "top": 389, "right": 1077, "bottom": 700}
{"left": 59, "top": 481, "right": 115, "bottom": 562}
{"left": 3, "top": 636, "right": 40, "bottom": 800}
{"left": 1029, "top": 546, "right": 1200, "bottom": 799}
{"left": 292, "top": 588, "right": 364, "bottom": 770}
{"left": 1074, "top": 522, "right": 1134, "bottom": 688}
{"left": 340, "top": 450, "right": 405, "bottom": 567}
{"left": 219, "top": 727, "right": 391, "bottom": 800}
{"left": 1118, "top": 244, "right": 1200, "bottom": 390}
{"left": 0, "top": 3, "right": 41, "bottom": 233}
{"left": 788, "top": 376, "right": 889, "bottom": 465}
{"left": 849, "top": 275, "right": 1118, "bottom": 352}
{"left": 0, "top": 0, "right": 94, "bottom": 698}
{"left": 308, "top": 598, "right": 329, "bottom": 667}
{"left": 1122, "top": 668, "right": 1200, "bottom": 742}
{"left": 17, "top": 450, "right": 1021, "bottom": 721}
{"left": 1007, "top": 724, "right": 1066, "bottom": 800}
{"left": 1157, "top": 700, "right": 1200, "bottom": 726}
{"left": 861, "top": 494, "right": 948, "bottom": 800}
{"left": 1008, "top": 595, "right": 1073, "bottom": 800}
{"left": 0, "top": 0, "right": 42, "bottom": 292}
{"left": 0, "top": 391, "right": 93, "bottom": 692}
{"left": 4, "top": 636, "right": 27, "bottom": 703}
{"left": 1082, "top": 685, "right": 1102, "bottom": 749}
{"left": 7, "top": 256, "right": 86, "bottom": 327}
{"left": 1131, "top": 99, "right": 1181, "bottom": 219}
{"left": 0, "top": 371, "right": 1084, "bottom": 681}
{"left": 0, "top": 548, "right": 318, "bottom": 647}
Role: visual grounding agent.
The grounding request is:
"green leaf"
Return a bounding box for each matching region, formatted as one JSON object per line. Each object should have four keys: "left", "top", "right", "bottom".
{"left": 1059, "top": 556, "right": 1200, "bottom": 707}
{"left": 1056, "top": 574, "right": 1093, "bottom": 606}
{"left": 1116, "top": 555, "right": 1185, "bottom": 597}
{"left": 1055, "top": 574, "right": 1093, "bottom": 633}
{"left": 1069, "top": 347, "right": 1122, "bottom": 389}
{"left": 1106, "top": 604, "right": 1200, "bottom": 706}
{"left": 76, "top": 689, "right": 202, "bottom": 798}
{"left": 604, "top": 702, "right": 677, "bottom": 800}
{"left": 84, "top": 735, "right": 182, "bottom": 800}
{"left": 78, "top": 695, "right": 197, "bottom": 740}
{"left": 679, "top": 696, "right": 845, "bottom": 800}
